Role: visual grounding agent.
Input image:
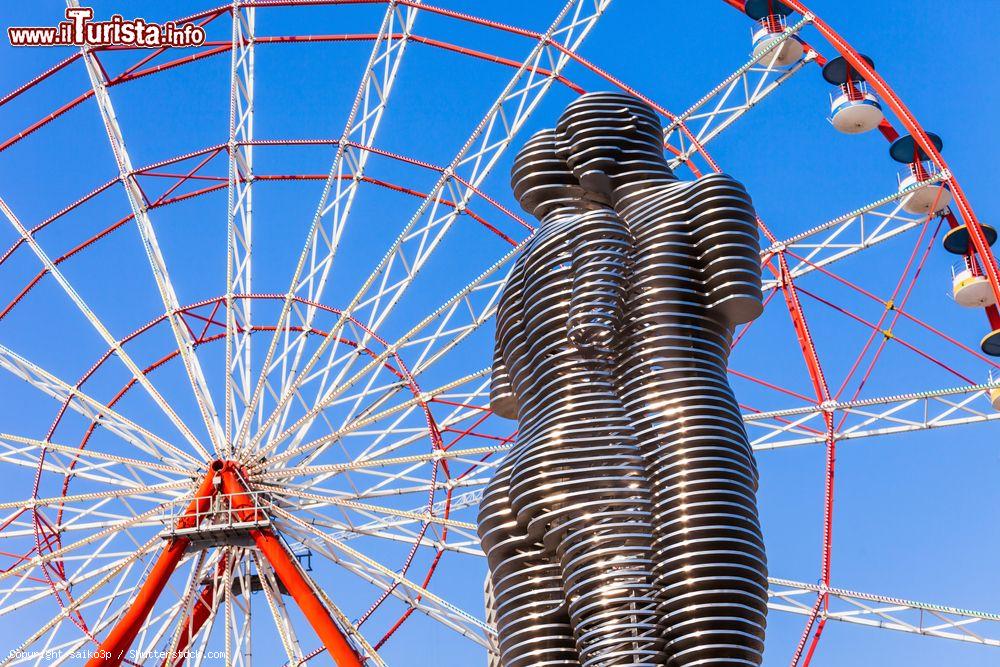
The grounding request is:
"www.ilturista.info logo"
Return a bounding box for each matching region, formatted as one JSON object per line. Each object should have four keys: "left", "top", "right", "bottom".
{"left": 7, "top": 7, "right": 207, "bottom": 48}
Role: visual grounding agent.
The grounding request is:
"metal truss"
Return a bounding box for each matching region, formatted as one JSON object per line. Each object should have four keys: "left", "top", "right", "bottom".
{"left": 768, "top": 578, "right": 1000, "bottom": 647}
{"left": 233, "top": 0, "right": 422, "bottom": 454}
{"left": 249, "top": 251, "right": 516, "bottom": 470}
{"left": 762, "top": 174, "right": 950, "bottom": 288}
{"left": 274, "top": 507, "right": 496, "bottom": 650}
{"left": 244, "top": 0, "right": 612, "bottom": 463}
{"left": 0, "top": 342, "right": 197, "bottom": 469}
{"left": 67, "top": 0, "right": 226, "bottom": 455}
{"left": 664, "top": 14, "right": 814, "bottom": 170}
{"left": 225, "top": 1, "right": 257, "bottom": 455}
{"left": 747, "top": 381, "right": 1000, "bottom": 450}
{"left": 340, "top": 377, "right": 998, "bottom": 456}
{"left": 0, "top": 196, "right": 208, "bottom": 462}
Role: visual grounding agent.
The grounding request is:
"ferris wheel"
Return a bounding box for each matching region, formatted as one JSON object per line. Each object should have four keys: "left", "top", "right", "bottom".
{"left": 0, "top": 0, "right": 997, "bottom": 665}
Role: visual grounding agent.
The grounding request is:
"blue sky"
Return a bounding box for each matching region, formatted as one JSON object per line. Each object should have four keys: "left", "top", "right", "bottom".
{"left": 0, "top": 1, "right": 997, "bottom": 665}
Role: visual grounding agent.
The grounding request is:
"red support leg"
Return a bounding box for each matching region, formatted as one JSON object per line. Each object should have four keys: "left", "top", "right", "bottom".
{"left": 87, "top": 463, "right": 221, "bottom": 667}
{"left": 220, "top": 465, "right": 363, "bottom": 667}
{"left": 986, "top": 305, "right": 1000, "bottom": 330}
{"left": 162, "top": 554, "right": 229, "bottom": 667}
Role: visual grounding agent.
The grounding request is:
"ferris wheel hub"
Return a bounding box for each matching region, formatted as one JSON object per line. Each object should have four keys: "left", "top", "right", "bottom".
{"left": 162, "top": 460, "right": 275, "bottom": 548}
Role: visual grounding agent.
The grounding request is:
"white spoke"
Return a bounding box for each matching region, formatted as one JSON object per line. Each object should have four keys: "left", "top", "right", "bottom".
{"left": 255, "top": 443, "right": 509, "bottom": 481}
{"left": 3, "top": 539, "right": 162, "bottom": 664}
{"left": 665, "top": 14, "right": 814, "bottom": 169}
{"left": 0, "top": 479, "right": 188, "bottom": 511}
{"left": 245, "top": 0, "right": 609, "bottom": 463}
{"left": 0, "top": 447, "right": 175, "bottom": 492}
{"left": 747, "top": 381, "right": 1000, "bottom": 450}
{"left": 270, "top": 486, "right": 477, "bottom": 531}
{"left": 0, "top": 342, "right": 199, "bottom": 468}
{"left": 0, "top": 196, "right": 210, "bottom": 462}
{"left": 272, "top": 507, "right": 493, "bottom": 643}
{"left": 761, "top": 176, "right": 947, "bottom": 286}
{"left": 262, "top": 368, "right": 490, "bottom": 470}
{"left": 329, "top": 488, "right": 485, "bottom": 547}
{"left": 69, "top": 0, "right": 224, "bottom": 455}
{"left": 0, "top": 499, "right": 185, "bottom": 582}
{"left": 768, "top": 578, "right": 1000, "bottom": 647}
{"left": 225, "top": 0, "right": 256, "bottom": 457}
{"left": 164, "top": 551, "right": 225, "bottom": 666}
{"left": 251, "top": 552, "right": 304, "bottom": 665}
{"left": 0, "top": 432, "right": 189, "bottom": 476}
{"left": 235, "top": 0, "right": 420, "bottom": 453}
{"left": 249, "top": 246, "right": 520, "bottom": 462}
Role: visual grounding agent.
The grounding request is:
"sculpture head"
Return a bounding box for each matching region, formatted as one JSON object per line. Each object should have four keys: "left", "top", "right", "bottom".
{"left": 555, "top": 92, "right": 674, "bottom": 199}
{"left": 511, "top": 128, "right": 605, "bottom": 220}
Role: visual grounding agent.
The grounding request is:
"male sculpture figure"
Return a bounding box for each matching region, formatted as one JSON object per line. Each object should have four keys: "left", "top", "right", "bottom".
{"left": 479, "top": 129, "right": 664, "bottom": 667}
{"left": 556, "top": 92, "right": 768, "bottom": 667}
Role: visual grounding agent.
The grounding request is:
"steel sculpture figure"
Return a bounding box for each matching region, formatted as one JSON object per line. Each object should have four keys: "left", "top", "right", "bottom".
{"left": 555, "top": 91, "right": 768, "bottom": 667}
{"left": 481, "top": 92, "right": 768, "bottom": 667}
{"left": 479, "top": 129, "right": 664, "bottom": 667}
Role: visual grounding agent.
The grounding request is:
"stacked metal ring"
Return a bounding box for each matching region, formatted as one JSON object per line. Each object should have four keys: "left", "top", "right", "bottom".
{"left": 481, "top": 95, "right": 769, "bottom": 666}
{"left": 558, "top": 92, "right": 768, "bottom": 666}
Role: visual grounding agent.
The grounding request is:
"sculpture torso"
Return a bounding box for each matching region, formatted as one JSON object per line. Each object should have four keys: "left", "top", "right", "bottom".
{"left": 480, "top": 94, "right": 769, "bottom": 667}
{"left": 481, "top": 206, "right": 664, "bottom": 667}
{"left": 612, "top": 173, "right": 768, "bottom": 666}
{"left": 493, "top": 207, "right": 648, "bottom": 542}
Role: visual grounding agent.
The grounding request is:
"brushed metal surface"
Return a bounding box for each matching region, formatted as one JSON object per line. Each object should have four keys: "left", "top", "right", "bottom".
{"left": 480, "top": 93, "right": 767, "bottom": 667}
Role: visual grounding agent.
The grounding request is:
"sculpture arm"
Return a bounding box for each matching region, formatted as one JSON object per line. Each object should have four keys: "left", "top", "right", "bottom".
{"left": 688, "top": 173, "right": 764, "bottom": 327}
{"left": 568, "top": 209, "right": 631, "bottom": 355}
{"left": 490, "top": 340, "right": 518, "bottom": 420}
{"left": 490, "top": 264, "right": 523, "bottom": 420}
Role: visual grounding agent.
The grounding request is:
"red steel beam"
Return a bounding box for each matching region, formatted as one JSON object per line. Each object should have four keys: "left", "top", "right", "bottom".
{"left": 163, "top": 554, "right": 230, "bottom": 667}
{"left": 777, "top": 254, "right": 835, "bottom": 667}
{"left": 219, "top": 465, "right": 363, "bottom": 667}
{"left": 86, "top": 463, "right": 221, "bottom": 667}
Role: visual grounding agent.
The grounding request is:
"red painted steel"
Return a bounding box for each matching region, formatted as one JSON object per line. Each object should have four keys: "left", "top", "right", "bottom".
{"left": 220, "top": 465, "right": 364, "bottom": 667}
{"left": 85, "top": 464, "right": 221, "bottom": 667}
{"left": 83, "top": 460, "right": 362, "bottom": 666}
{"left": 780, "top": 0, "right": 1000, "bottom": 335}
{"left": 777, "top": 254, "right": 836, "bottom": 667}
{"left": 162, "top": 554, "right": 229, "bottom": 667}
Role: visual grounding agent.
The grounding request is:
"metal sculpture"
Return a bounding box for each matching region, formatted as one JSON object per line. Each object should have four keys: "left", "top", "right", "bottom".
{"left": 481, "top": 92, "right": 768, "bottom": 667}
{"left": 480, "top": 128, "right": 663, "bottom": 667}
